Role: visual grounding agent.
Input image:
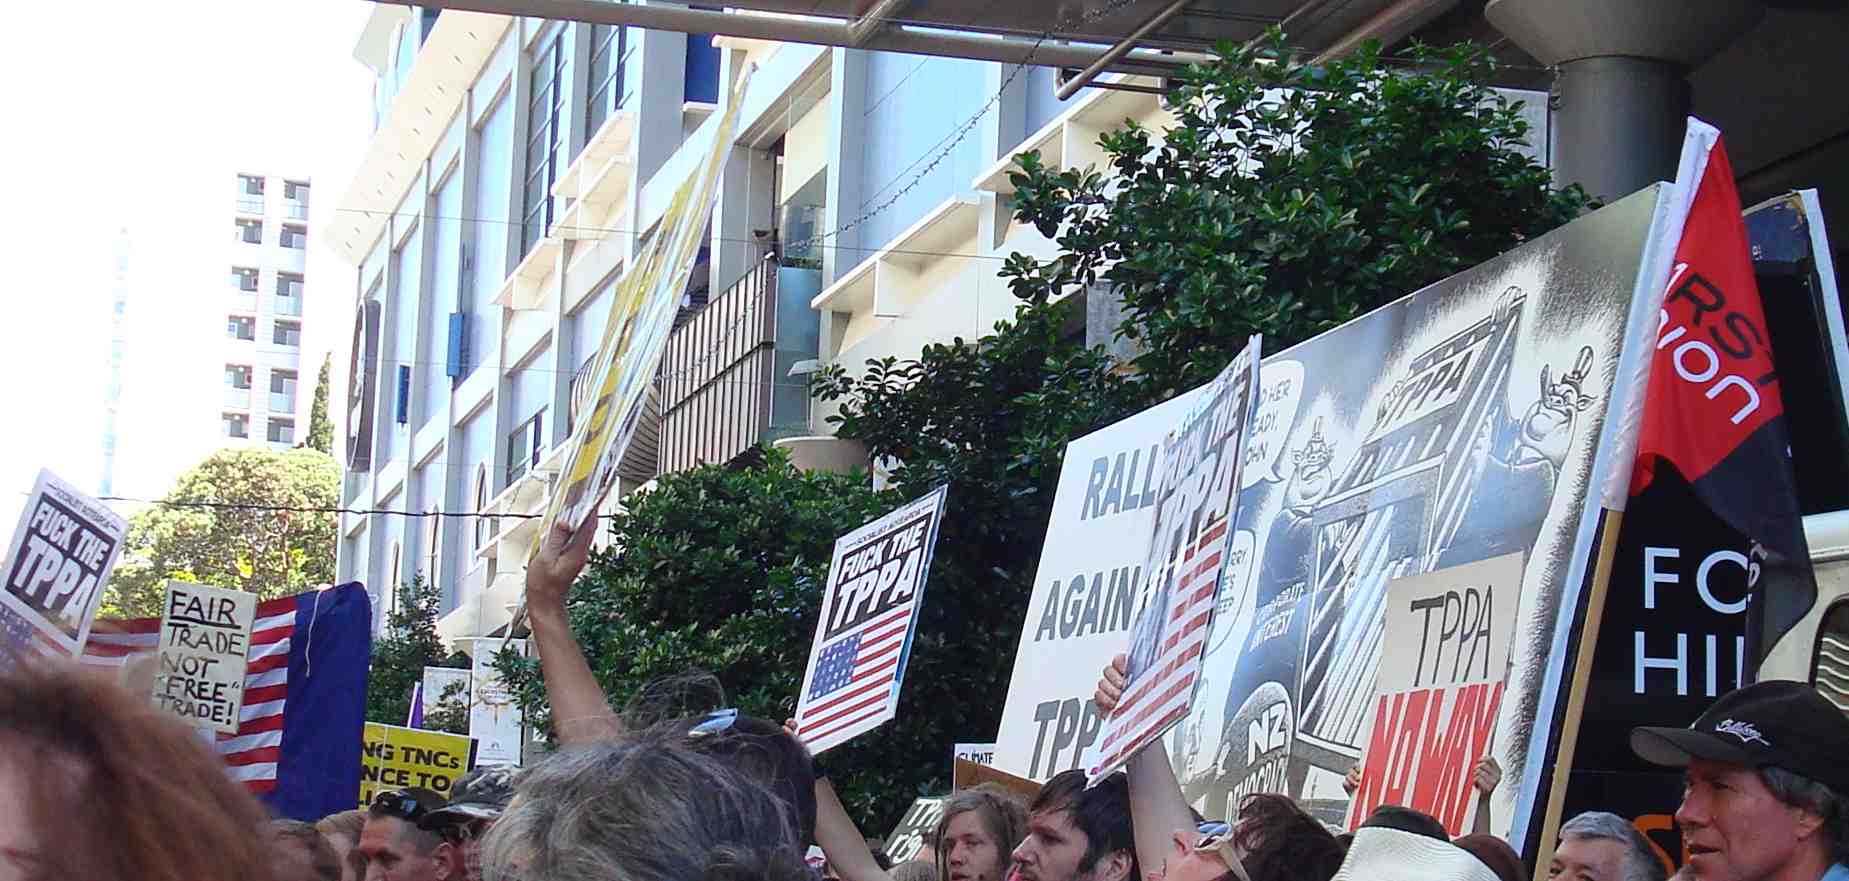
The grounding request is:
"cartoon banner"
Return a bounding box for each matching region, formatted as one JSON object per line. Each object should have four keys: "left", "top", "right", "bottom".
{"left": 1344, "top": 552, "right": 1523, "bottom": 834}
{"left": 992, "top": 391, "right": 1200, "bottom": 780}
{"left": 1087, "top": 337, "right": 1261, "bottom": 781}
{"left": 470, "top": 639, "right": 525, "bottom": 766}
{"left": 359, "top": 722, "right": 477, "bottom": 805}
{"left": 0, "top": 469, "right": 127, "bottom": 666}
{"left": 792, "top": 486, "right": 949, "bottom": 754}
{"left": 884, "top": 796, "right": 948, "bottom": 862}
{"left": 1150, "top": 187, "right": 1675, "bottom": 843}
{"left": 152, "top": 581, "right": 257, "bottom": 734}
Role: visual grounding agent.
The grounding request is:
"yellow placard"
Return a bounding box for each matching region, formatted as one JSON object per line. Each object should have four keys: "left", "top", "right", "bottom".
{"left": 358, "top": 722, "right": 477, "bottom": 806}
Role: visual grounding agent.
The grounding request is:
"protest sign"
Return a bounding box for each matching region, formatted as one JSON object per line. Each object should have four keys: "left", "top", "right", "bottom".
{"left": 416, "top": 666, "right": 472, "bottom": 729}
{"left": 992, "top": 390, "right": 1201, "bottom": 780}
{"left": 528, "top": 67, "right": 756, "bottom": 561}
{"left": 0, "top": 469, "right": 127, "bottom": 665}
{"left": 793, "top": 486, "right": 950, "bottom": 754}
{"left": 470, "top": 639, "right": 525, "bottom": 766}
{"left": 884, "top": 796, "right": 948, "bottom": 862}
{"left": 359, "top": 722, "right": 477, "bottom": 805}
{"left": 151, "top": 581, "right": 256, "bottom": 734}
{"left": 954, "top": 742, "right": 997, "bottom": 768}
{"left": 1344, "top": 552, "right": 1522, "bottom": 834}
{"left": 1086, "top": 339, "right": 1260, "bottom": 782}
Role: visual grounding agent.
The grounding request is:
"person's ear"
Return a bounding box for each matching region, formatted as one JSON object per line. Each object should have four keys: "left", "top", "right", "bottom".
{"left": 432, "top": 841, "right": 461, "bottom": 881}
{"left": 1099, "top": 849, "right": 1135, "bottom": 881}
{"left": 1789, "top": 803, "right": 1827, "bottom": 843}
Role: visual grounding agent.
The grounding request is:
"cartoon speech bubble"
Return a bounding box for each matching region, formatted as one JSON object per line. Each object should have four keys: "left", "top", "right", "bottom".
{"left": 1241, "top": 360, "right": 1305, "bottom": 490}
{"left": 1206, "top": 529, "right": 1259, "bottom": 659}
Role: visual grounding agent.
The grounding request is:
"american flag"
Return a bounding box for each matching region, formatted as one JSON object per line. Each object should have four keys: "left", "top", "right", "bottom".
{"left": 1087, "top": 338, "right": 1258, "bottom": 780}
{"left": 796, "top": 604, "right": 912, "bottom": 752}
{"left": 80, "top": 583, "right": 373, "bottom": 820}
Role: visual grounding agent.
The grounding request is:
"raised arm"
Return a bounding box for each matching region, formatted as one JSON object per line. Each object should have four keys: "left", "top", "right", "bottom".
{"left": 1096, "top": 653, "right": 1196, "bottom": 876}
{"left": 526, "top": 520, "right": 623, "bottom": 744}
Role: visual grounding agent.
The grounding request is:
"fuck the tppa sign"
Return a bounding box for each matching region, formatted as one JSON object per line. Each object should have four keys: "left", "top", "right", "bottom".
{"left": 0, "top": 469, "right": 128, "bottom": 665}
{"left": 152, "top": 581, "right": 257, "bottom": 735}
{"left": 1346, "top": 553, "right": 1522, "bottom": 835}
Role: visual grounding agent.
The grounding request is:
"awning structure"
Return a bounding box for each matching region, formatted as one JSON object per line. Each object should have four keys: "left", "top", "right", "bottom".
{"left": 374, "top": 0, "right": 1469, "bottom": 93}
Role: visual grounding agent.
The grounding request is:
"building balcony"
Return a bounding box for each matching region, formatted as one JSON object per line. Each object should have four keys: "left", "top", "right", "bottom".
{"left": 235, "top": 197, "right": 266, "bottom": 216}
{"left": 232, "top": 293, "right": 259, "bottom": 313}
{"left": 273, "top": 295, "right": 303, "bottom": 317}
{"left": 657, "top": 258, "right": 822, "bottom": 476}
{"left": 269, "top": 392, "right": 296, "bottom": 413}
{"left": 283, "top": 201, "right": 310, "bottom": 221}
{"left": 224, "top": 387, "right": 252, "bottom": 409}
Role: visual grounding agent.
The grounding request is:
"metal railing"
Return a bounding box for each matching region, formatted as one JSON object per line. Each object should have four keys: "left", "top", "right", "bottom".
{"left": 269, "top": 392, "right": 296, "bottom": 413}
{"left": 235, "top": 197, "right": 265, "bottom": 215}
{"left": 283, "top": 202, "right": 309, "bottom": 221}
{"left": 223, "top": 387, "right": 251, "bottom": 409}
{"left": 273, "top": 296, "right": 303, "bottom": 317}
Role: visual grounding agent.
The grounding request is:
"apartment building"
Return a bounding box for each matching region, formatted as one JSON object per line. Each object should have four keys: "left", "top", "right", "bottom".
{"left": 326, "top": 4, "right": 1559, "bottom": 640}
{"left": 226, "top": 172, "right": 314, "bottom": 449}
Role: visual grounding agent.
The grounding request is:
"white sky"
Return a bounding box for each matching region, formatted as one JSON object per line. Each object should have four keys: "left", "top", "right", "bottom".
{"left": 0, "top": 0, "right": 377, "bottom": 537}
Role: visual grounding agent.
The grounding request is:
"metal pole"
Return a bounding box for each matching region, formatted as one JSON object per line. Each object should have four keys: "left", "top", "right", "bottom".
{"left": 1054, "top": 0, "right": 1190, "bottom": 100}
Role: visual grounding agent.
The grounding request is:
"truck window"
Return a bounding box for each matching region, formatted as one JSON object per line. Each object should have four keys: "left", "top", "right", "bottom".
{"left": 1814, "top": 598, "right": 1849, "bottom": 713}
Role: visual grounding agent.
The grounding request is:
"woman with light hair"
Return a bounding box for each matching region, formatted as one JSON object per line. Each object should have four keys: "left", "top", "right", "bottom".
{"left": 1549, "top": 812, "right": 1667, "bottom": 881}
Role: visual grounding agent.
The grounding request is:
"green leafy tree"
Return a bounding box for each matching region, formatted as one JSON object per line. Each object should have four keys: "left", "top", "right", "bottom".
{"left": 495, "top": 448, "right": 909, "bottom": 823}
{"left": 103, "top": 447, "right": 340, "bottom": 618}
{"left": 1006, "top": 33, "right": 1589, "bottom": 391}
{"left": 306, "top": 355, "right": 334, "bottom": 455}
{"left": 367, "top": 577, "right": 469, "bottom": 727}
{"left": 812, "top": 32, "right": 1585, "bottom": 823}
{"left": 425, "top": 680, "right": 472, "bottom": 736}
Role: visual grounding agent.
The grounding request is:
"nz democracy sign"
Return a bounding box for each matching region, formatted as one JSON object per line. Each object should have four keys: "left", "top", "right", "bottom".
{"left": 1000, "top": 186, "right": 1682, "bottom": 850}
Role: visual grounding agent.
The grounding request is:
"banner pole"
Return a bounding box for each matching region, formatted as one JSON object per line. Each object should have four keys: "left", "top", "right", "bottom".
{"left": 1533, "top": 507, "right": 1624, "bottom": 874}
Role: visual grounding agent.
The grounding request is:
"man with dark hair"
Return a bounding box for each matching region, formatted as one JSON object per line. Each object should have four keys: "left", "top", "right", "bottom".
{"left": 1012, "top": 770, "right": 1138, "bottom": 881}
{"left": 1631, "top": 680, "right": 1849, "bottom": 881}
{"left": 360, "top": 787, "right": 449, "bottom": 881}
{"left": 418, "top": 767, "right": 515, "bottom": 881}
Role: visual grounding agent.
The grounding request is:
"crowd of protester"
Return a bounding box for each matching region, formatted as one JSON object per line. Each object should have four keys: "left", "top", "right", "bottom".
{"left": 5, "top": 520, "right": 1848, "bottom": 881}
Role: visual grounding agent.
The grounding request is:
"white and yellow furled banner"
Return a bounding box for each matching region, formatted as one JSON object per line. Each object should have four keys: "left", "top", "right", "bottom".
{"left": 531, "top": 64, "right": 758, "bottom": 556}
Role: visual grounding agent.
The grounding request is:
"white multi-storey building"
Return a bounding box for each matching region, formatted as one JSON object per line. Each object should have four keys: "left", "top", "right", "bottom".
{"left": 226, "top": 172, "right": 314, "bottom": 449}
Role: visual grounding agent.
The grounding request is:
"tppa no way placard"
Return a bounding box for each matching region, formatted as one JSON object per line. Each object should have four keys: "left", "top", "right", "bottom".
{"left": 152, "top": 581, "right": 257, "bottom": 735}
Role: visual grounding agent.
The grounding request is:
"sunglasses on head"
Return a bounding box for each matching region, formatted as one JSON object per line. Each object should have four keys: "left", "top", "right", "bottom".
{"left": 688, "top": 708, "right": 739, "bottom": 738}
{"left": 372, "top": 789, "right": 434, "bottom": 822}
{"left": 1194, "top": 824, "right": 1251, "bottom": 881}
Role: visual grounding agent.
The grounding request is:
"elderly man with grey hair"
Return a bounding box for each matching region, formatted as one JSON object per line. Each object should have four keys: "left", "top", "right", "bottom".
{"left": 1549, "top": 812, "right": 1666, "bottom": 881}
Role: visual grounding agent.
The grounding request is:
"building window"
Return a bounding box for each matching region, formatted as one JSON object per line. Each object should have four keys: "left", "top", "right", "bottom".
{"left": 506, "top": 408, "right": 545, "bottom": 487}
{"left": 425, "top": 512, "right": 441, "bottom": 584}
{"left": 232, "top": 267, "right": 259, "bottom": 291}
{"left": 267, "top": 419, "right": 296, "bottom": 444}
{"left": 522, "top": 31, "right": 567, "bottom": 256}
{"left": 586, "top": 24, "right": 634, "bottom": 137}
{"left": 227, "top": 316, "right": 256, "bottom": 341}
{"left": 473, "top": 465, "right": 490, "bottom": 551}
{"left": 270, "top": 370, "right": 298, "bottom": 413}
{"left": 276, "top": 272, "right": 305, "bottom": 297}
{"left": 224, "top": 412, "right": 249, "bottom": 438}
{"left": 388, "top": 542, "right": 403, "bottom": 610}
{"left": 284, "top": 180, "right": 309, "bottom": 202}
{"left": 273, "top": 320, "right": 301, "bottom": 347}
{"left": 225, "top": 364, "right": 252, "bottom": 389}
{"left": 236, "top": 219, "right": 263, "bottom": 244}
{"left": 280, "top": 225, "right": 307, "bottom": 249}
{"left": 240, "top": 174, "right": 265, "bottom": 196}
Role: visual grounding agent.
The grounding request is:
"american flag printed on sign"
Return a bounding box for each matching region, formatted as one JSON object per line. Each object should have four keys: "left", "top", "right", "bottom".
{"left": 1086, "top": 337, "right": 1260, "bottom": 782}
{"left": 793, "top": 486, "right": 950, "bottom": 755}
{"left": 81, "top": 583, "right": 372, "bottom": 820}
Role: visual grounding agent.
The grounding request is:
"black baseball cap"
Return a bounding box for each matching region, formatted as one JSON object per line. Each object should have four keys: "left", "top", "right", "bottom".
{"left": 1630, "top": 680, "right": 1849, "bottom": 793}
{"left": 418, "top": 766, "right": 516, "bottom": 831}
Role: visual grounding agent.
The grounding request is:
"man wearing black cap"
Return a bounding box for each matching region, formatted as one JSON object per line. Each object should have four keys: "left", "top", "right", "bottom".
{"left": 418, "top": 767, "right": 516, "bottom": 881}
{"left": 1631, "top": 681, "right": 1849, "bottom": 881}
